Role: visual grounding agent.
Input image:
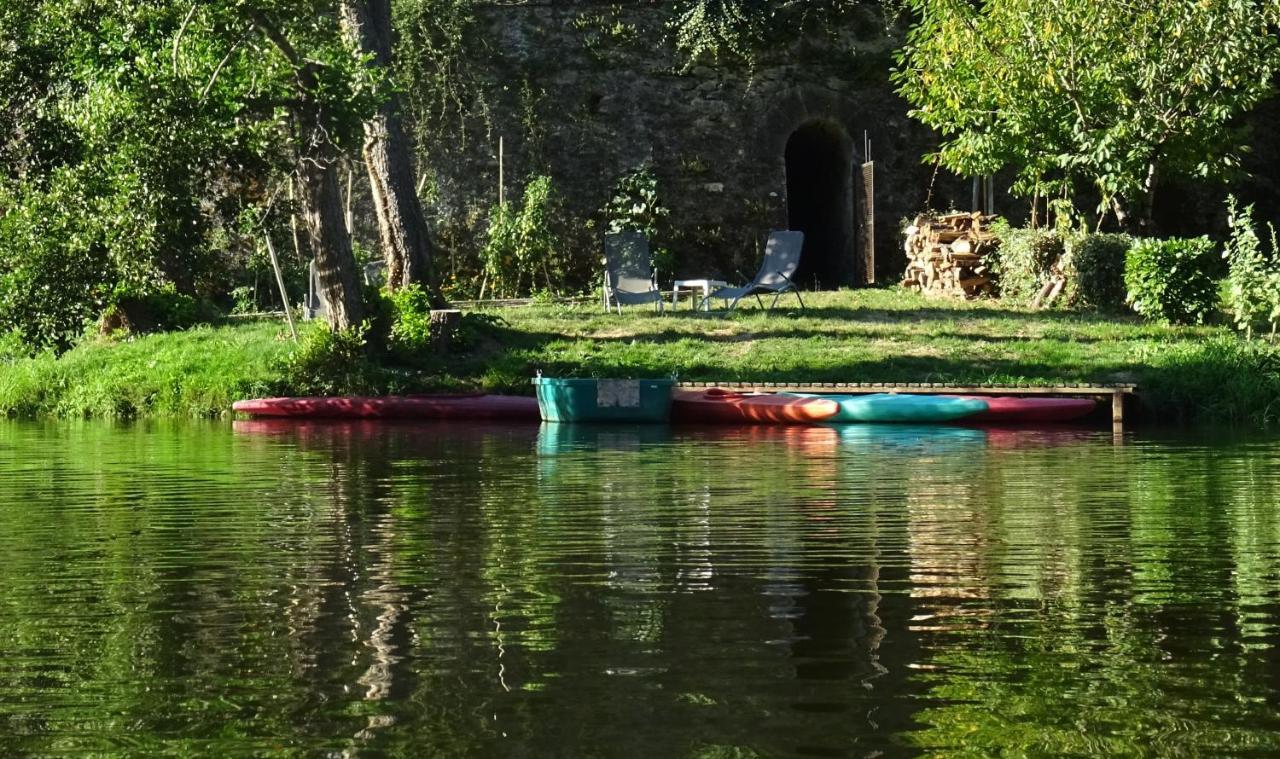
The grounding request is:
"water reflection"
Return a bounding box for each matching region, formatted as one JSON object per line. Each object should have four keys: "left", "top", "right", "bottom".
{"left": 0, "top": 420, "right": 1278, "bottom": 755}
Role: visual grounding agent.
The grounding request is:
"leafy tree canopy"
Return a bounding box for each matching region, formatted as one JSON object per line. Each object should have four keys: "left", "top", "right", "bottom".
{"left": 0, "top": 0, "right": 382, "bottom": 348}
{"left": 894, "top": 0, "right": 1280, "bottom": 231}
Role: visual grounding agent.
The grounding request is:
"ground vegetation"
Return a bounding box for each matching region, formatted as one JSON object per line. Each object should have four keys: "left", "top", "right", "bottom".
{"left": 3, "top": 290, "right": 1278, "bottom": 426}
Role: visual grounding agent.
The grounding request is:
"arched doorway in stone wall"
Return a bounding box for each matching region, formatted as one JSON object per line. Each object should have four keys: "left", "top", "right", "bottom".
{"left": 785, "top": 121, "right": 856, "bottom": 289}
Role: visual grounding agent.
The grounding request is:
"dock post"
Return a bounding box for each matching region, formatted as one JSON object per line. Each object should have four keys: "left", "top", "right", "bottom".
{"left": 1111, "top": 391, "right": 1124, "bottom": 424}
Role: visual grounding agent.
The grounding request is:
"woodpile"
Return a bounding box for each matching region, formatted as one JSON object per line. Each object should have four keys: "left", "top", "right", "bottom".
{"left": 901, "top": 212, "right": 1001, "bottom": 298}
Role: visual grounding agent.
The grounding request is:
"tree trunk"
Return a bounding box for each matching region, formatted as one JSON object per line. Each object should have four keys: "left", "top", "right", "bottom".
{"left": 1111, "top": 195, "right": 1132, "bottom": 234}
{"left": 339, "top": 0, "right": 439, "bottom": 300}
{"left": 297, "top": 156, "right": 364, "bottom": 331}
{"left": 247, "top": 10, "right": 364, "bottom": 331}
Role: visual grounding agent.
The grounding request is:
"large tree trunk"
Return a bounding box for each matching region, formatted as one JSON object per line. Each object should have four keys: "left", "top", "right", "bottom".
{"left": 247, "top": 10, "right": 365, "bottom": 330}
{"left": 339, "top": 0, "right": 438, "bottom": 299}
{"left": 298, "top": 156, "right": 364, "bottom": 330}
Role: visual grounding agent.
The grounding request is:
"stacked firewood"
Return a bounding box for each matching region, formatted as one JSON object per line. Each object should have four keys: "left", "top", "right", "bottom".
{"left": 901, "top": 212, "right": 1001, "bottom": 298}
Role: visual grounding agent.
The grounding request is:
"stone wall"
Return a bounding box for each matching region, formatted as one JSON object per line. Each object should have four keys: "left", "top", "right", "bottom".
{"left": 415, "top": 4, "right": 971, "bottom": 293}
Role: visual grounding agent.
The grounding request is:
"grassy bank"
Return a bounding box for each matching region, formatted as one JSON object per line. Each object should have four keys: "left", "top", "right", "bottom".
{"left": 2, "top": 289, "right": 1278, "bottom": 425}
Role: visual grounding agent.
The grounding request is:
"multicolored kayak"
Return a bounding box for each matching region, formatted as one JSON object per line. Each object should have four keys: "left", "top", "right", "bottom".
{"left": 788, "top": 393, "right": 988, "bottom": 423}
{"left": 231, "top": 394, "right": 541, "bottom": 420}
{"left": 957, "top": 396, "right": 1097, "bottom": 423}
{"left": 672, "top": 389, "right": 840, "bottom": 425}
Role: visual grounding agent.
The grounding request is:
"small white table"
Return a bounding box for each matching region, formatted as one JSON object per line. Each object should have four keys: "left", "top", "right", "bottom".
{"left": 672, "top": 279, "right": 728, "bottom": 311}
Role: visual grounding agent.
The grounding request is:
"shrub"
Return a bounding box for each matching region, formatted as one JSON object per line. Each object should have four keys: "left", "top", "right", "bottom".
{"left": 1069, "top": 233, "right": 1132, "bottom": 311}
{"left": 1145, "top": 335, "right": 1280, "bottom": 427}
{"left": 0, "top": 175, "right": 117, "bottom": 351}
{"left": 604, "top": 163, "right": 673, "bottom": 280}
{"left": 989, "top": 223, "right": 1064, "bottom": 305}
{"left": 1125, "top": 237, "right": 1220, "bottom": 325}
{"left": 278, "top": 324, "right": 382, "bottom": 397}
{"left": 1222, "top": 195, "right": 1280, "bottom": 339}
{"left": 480, "top": 174, "right": 565, "bottom": 298}
{"left": 0, "top": 330, "right": 26, "bottom": 362}
{"left": 388, "top": 283, "right": 435, "bottom": 357}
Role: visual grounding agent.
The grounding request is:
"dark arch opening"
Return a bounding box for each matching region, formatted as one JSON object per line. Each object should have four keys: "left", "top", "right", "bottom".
{"left": 785, "top": 122, "right": 855, "bottom": 289}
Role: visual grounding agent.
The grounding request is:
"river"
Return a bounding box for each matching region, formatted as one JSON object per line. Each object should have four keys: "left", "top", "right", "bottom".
{"left": 1, "top": 420, "right": 1278, "bottom": 755}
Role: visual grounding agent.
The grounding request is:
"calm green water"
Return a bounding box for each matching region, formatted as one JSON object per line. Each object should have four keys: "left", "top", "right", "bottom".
{"left": 1, "top": 420, "right": 1280, "bottom": 756}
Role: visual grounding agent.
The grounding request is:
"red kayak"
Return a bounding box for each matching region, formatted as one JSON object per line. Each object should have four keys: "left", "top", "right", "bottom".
{"left": 232, "top": 394, "right": 540, "bottom": 420}
{"left": 958, "top": 396, "right": 1097, "bottom": 423}
{"left": 672, "top": 389, "right": 839, "bottom": 425}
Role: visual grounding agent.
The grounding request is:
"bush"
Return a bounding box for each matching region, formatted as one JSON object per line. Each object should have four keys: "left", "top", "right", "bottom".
{"left": 990, "top": 224, "right": 1064, "bottom": 305}
{"left": 0, "top": 330, "right": 27, "bottom": 362}
{"left": 388, "top": 283, "right": 435, "bottom": 357}
{"left": 604, "top": 163, "right": 673, "bottom": 280}
{"left": 1145, "top": 335, "right": 1280, "bottom": 427}
{"left": 480, "top": 175, "right": 565, "bottom": 299}
{"left": 1069, "top": 233, "right": 1132, "bottom": 311}
{"left": 1222, "top": 195, "right": 1280, "bottom": 338}
{"left": 0, "top": 174, "right": 117, "bottom": 351}
{"left": 112, "top": 283, "right": 207, "bottom": 332}
{"left": 1125, "top": 237, "right": 1221, "bottom": 325}
{"left": 278, "top": 324, "right": 383, "bottom": 397}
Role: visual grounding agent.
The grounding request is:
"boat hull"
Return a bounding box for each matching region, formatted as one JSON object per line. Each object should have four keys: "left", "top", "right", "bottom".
{"left": 672, "top": 389, "right": 839, "bottom": 424}
{"left": 958, "top": 396, "right": 1097, "bottom": 423}
{"left": 789, "top": 393, "right": 988, "bottom": 423}
{"left": 231, "top": 394, "right": 541, "bottom": 420}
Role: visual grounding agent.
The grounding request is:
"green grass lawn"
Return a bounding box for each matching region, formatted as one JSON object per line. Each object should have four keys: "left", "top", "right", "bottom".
{"left": 2, "top": 288, "right": 1278, "bottom": 424}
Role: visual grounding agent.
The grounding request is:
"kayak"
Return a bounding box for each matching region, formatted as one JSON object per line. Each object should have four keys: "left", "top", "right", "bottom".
{"left": 788, "top": 393, "right": 988, "bottom": 423}
{"left": 231, "top": 394, "right": 541, "bottom": 420}
{"left": 671, "top": 389, "right": 840, "bottom": 424}
{"left": 957, "top": 396, "right": 1097, "bottom": 423}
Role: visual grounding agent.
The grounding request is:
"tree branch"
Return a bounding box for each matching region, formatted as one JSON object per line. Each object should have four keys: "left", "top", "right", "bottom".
{"left": 173, "top": 3, "right": 198, "bottom": 76}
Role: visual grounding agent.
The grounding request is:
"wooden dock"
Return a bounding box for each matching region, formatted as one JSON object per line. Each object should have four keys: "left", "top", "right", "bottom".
{"left": 675, "top": 382, "right": 1138, "bottom": 425}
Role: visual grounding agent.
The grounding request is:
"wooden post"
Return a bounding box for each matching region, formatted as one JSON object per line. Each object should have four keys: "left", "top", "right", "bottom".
{"left": 264, "top": 235, "right": 299, "bottom": 343}
{"left": 498, "top": 136, "right": 505, "bottom": 208}
{"left": 1111, "top": 390, "right": 1125, "bottom": 426}
{"left": 858, "top": 160, "right": 876, "bottom": 284}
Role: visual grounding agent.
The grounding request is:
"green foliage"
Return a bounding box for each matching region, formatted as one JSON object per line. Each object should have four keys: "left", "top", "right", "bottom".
{"left": 0, "top": 0, "right": 385, "bottom": 352}
{"left": 1070, "top": 234, "right": 1132, "bottom": 312}
{"left": 989, "top": 223, "right": 1065, "bottom": 306}
{"left": 1125, "top": 237, "right": 1220, "bottom": 325}
{"left": 230, "top": 287, "right": 257, "bottom": 315}
{"left": 106, "top": 283, "right": 206, "bottom": 334}
{"left": 394, "top": 0, "right": 485, "bottom": 158}
{"left": 895, "top": 0, "right": 1280, "bottom": 223}
{"left": 670, "top": 0, "right": 898, "bottom": 69}
{"left": 388, "top": 283, "right": 435, "bottom": 356}
{"left": 1223, "top": 196, "right": 1280, "bottom": 339}
{"left": 0, "top": 330, "right": 26, "bottom": 363}
{"left": 603, "top": 164, "right": 673, "bottom": 278}
{"left": 278, "top": 324, "right": 382, "bottom": 397}
{"left": 1140, "top": 335, "right": 1280, "bottom": 426}
{"left": 0, "top": 169, "right": 116, "bottom": 351}
{"left": 481, "top": 175, "right": 565, "bottom": 298}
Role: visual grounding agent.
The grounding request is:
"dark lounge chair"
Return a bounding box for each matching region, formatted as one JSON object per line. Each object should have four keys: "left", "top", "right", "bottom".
{"left": 602, "top": 230, "right": 665, "bottom": 314}
{"left": 702, "top": 230, "right": 805, "bottom": 312}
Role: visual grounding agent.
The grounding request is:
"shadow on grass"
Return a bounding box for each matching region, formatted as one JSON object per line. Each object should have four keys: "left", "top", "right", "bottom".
{"left": 676, "top": 305, "right": 1139, "bottom": 326}
{"left": 387, "top": 312, "right": 1279, "bottom": 425}
{"left": 427, "top": 319, "right": 1146, "bottom": 388}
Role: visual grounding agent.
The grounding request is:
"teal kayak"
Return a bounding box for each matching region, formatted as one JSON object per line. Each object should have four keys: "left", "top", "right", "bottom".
{"left": 787, "top": 393, "right": 988, "bottom": 423}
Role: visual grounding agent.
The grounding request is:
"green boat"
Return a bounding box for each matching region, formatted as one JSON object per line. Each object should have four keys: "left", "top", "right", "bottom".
{"left": 533, "top": 377, "right": 675, "bottom": 423}
{"left": 787, "top": 393, "right": 988, "bottom": 423}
